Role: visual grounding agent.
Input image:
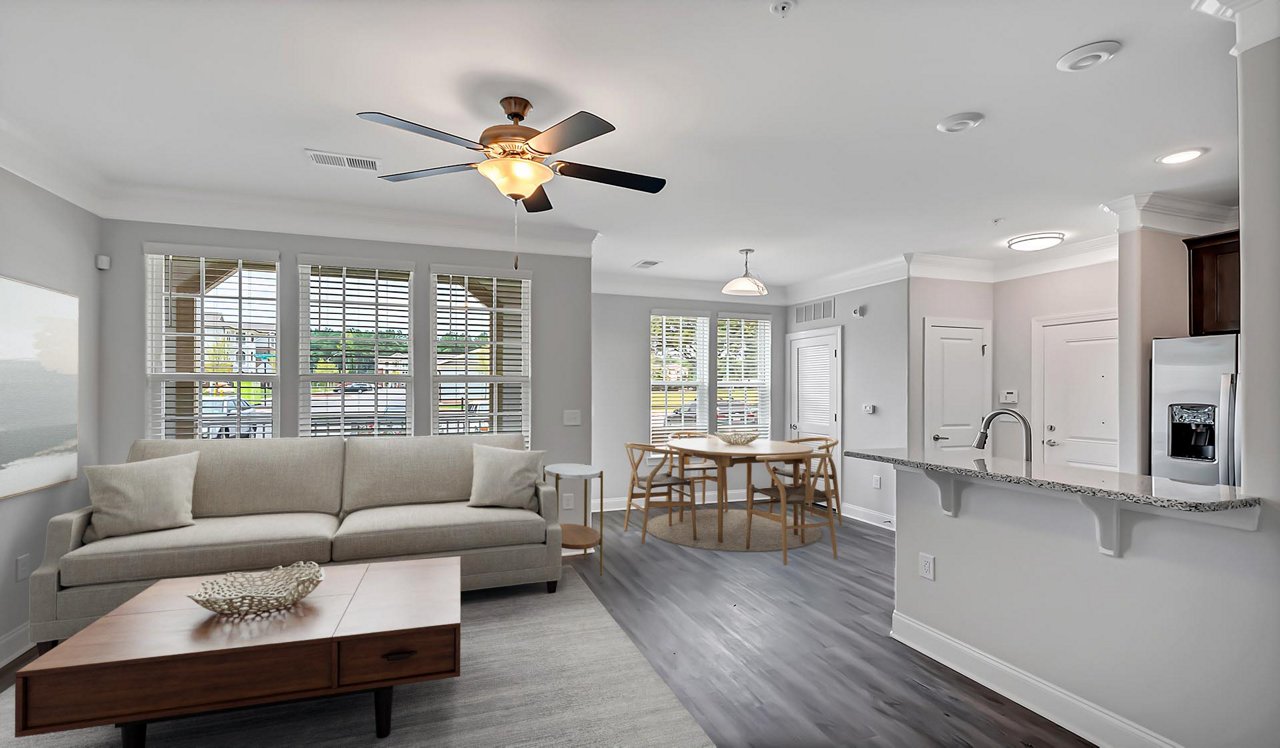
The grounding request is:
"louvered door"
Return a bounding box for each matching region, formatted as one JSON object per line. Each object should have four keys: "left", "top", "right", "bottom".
{"left": 787, "top": 328, "right": 841, "bottom": 443}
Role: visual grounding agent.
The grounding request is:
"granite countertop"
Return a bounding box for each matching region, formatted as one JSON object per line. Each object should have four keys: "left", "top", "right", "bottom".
{"left": 844, "top": 448, "right": 1263, "bottom": 513}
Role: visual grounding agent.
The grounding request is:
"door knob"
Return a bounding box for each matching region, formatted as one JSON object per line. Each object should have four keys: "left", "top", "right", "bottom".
{"left": 1045, "top": 439, "right": 1060, "bottom": 447}
{"left": 932, "top": 434, "right": 950, "bottom": 441}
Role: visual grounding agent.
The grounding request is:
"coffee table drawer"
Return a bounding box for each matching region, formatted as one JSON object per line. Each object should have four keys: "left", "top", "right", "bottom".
{"left": 20, "top": 642, "right": 332, "bottom": 730}
{"left": 338, "top": 627, "right": 458, "bottom": 686}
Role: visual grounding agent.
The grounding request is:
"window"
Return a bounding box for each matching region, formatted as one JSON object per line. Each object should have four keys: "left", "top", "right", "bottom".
{"left": 431, "top": 269, "right": 531, "bottom": 444}
{"left": 717, "top": 316, "right": 772, "bottom": 438}
{"left": 649, "top": 314, "right": 710, "bottom": 446}
{"left": 298, "top": 259, "right": 413, "bottom": 437}
{"left": 145, "top": 251, "right": 278, "bottom": 439}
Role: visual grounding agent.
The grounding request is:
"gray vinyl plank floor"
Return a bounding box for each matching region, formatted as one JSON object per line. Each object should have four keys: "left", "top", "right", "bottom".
{"left": 566, "top": 505, "right": 1094, "bottom": 748}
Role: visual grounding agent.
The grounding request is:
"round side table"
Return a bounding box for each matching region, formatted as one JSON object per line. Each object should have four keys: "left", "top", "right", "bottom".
{"left": 544, "top": 463, "right": 604, "bottom": 575}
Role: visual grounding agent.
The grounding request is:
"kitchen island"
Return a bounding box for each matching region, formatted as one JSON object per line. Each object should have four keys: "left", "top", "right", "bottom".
{"left": 847, "top": 447, "right": 1277, "bottom": 748}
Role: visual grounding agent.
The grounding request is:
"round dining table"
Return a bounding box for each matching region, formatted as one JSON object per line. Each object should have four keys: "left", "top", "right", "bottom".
{"left": 665, "top": 437, "right": 813, "bottom": 543}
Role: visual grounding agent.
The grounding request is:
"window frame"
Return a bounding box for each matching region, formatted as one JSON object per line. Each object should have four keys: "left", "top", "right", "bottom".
{"left": 143, "top": 244, "right": 281, "bottom": 440}
{"left": 296, "top": 255, "right": 415, "bottom": 438}
{"left": 428, "top": 265, "right": 533, "bottom": 445}
{"left": 649, "top": 312, "right": 712, "bottom": 447}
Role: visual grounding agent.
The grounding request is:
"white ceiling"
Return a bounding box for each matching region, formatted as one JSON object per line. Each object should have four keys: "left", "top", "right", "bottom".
{"left": 0, "top": 0, "right": 1239, "bottom": 295}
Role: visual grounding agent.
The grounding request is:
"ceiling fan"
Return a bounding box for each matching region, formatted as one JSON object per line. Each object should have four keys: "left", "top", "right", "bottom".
{"left": 357, "top": 96, "right": 666, "bottom": 213}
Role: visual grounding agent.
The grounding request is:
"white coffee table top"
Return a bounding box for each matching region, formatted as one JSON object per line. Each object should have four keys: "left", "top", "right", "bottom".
{"left": 544, "top": 463, "right": 602, "bottom": 479}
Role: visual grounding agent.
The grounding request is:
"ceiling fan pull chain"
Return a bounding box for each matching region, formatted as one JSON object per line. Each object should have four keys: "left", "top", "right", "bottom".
{"left": 512, "top": 197, "right": 520, "bottom": 269}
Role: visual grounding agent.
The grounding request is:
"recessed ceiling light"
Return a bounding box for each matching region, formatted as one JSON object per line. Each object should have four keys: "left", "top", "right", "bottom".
{"left": 1056, "top": 41, "right": 1122, "bottom": 72}
{"left": 1156, "top": 148, "right": 1208, "bottom": 165}
{"left": 936, "top": 112, "right": 985, "bottom": 134}
{"left": 1008, "top": 232, "right": 1065, "bottom": 252}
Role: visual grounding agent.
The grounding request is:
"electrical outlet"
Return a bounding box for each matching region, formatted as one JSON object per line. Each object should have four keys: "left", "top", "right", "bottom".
{"left": 862, "top": 403, "right": 876, "bottom": 415}
{"left": 871, "top": 475, "right": 882, "bottom": 489}
{"left": 562, "top": 409, "right": 582, "bottom": 426}
{"left": 15, "top": 553, "right": 32, "bottom": 582}
{"left": 918, "top": 553, "right": 935, "bottom": 581}
{"left": 561, "top": 492, "right": 574, "bottom": 510}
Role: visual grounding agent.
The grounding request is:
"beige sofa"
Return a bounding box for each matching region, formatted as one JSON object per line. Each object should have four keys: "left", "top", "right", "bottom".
{"left": 30, "top": 434, "right": 561, "bottom": 645}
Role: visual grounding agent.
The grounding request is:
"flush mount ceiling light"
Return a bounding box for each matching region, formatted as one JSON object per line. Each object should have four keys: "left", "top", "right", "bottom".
{"left": 1008, "top": 232, "right": 1066, "bottom": 252}
{"left": 1156, "top": 148, "right": 1208, "bottom": 165}
{"left": 1056, "top": 41, "right": 1122, "bottom": 72}
{"left": 936, "top": 112, "right": 985, "bottom": 134}
{"left": 721, "top": 249, "right": 768, "bottom": 296}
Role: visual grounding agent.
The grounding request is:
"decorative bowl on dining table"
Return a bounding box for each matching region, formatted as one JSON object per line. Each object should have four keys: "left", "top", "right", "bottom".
{"left": 717, "top": 432, "right": 759, "bottom": 446}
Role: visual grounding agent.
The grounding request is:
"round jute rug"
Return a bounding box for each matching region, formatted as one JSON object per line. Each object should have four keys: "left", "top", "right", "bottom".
{"left": 642, "top": 508, "right": 823, "bottom": 552}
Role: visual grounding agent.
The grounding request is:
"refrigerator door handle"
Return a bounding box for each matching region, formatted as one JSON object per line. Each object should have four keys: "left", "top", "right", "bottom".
{"left": 1218, "top": 373, "right": 1236, "bottom": 486}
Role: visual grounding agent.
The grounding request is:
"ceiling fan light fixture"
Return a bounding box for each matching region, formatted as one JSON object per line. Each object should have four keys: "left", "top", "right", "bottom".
{"left": 721, "top": 248, "right": 769, "bottom": 296}
{"left": 476, "top": 157, "right": 553, "bottom": 200}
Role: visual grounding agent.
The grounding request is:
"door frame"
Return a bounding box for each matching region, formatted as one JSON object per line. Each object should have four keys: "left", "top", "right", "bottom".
{"left": 922, "top": 317, "right": 992, "bottom": 456}
{"left": 1030, "top": 309, "right": 1118, "bottom": 468}
{"left": 785, "top": 325, "right": 843, "bottom": 478}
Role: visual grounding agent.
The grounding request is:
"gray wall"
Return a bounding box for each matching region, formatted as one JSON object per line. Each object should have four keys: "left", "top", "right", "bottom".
{"left": 0, "top": 168, "right": 101, "bottom": 664}
{"left": 788, "top": 280, "right": 908, "bottom": 524}
{"left": 96, "top": 221, "right": 593, "bottom": 513}
{"left": 590, "top": 293, "right": 786, "bottom": 500}
{"left": 990, "top": 263, "right": 1118, "bottom": 461}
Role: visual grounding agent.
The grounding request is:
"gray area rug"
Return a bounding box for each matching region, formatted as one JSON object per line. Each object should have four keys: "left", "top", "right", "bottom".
{"left": 644, "top": 507, "right": 824, "bottom": 552}
{"left": 1, "top": 569, "right": 711, "bottom": 747}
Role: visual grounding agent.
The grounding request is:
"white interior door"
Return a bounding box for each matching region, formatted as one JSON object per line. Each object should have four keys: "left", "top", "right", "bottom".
{"left": 787, "top": 328, "right": 841, "bottom": 443}
{"left": 923, "top": 318, "right": 992, "bottom": 460}
{"left": 1037, "top": 317, "right": 1119, "bottom": 469}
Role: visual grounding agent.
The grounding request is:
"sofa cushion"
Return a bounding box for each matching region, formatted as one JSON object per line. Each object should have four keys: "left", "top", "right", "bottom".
{"left": 468, "top": 444, "right": 544, "bottom": 511}
{"left": 332, "top": 503, "right": 545, "bottom": 562}
{"left": 128, "top": 438, "right": 345, "bottom": 517}
{"left": 60, "top": 513, "right": 338, "bottom": 587}
{"left": 342, "top": 433, "right": 524, "bottom": 513}
{"left": 84, "top": 451, "right": 199, "bottom": 540}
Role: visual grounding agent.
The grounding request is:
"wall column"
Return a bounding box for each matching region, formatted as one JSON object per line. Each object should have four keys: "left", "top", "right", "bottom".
{"left": 1196, "top": 0, "right": 1280, "bottom": 496}
{"left": 1105, "top": 193, "right": 1237, "bottom": 473}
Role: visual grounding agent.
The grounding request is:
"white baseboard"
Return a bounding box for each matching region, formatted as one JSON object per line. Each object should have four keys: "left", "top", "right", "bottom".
{"left": 890, "top": 612, "right": 1182, "bottom": 748}
{"left": 842, "top": 504, "right": 896, "bottom": 531}
{"left": 0, "top": 623, "right": 32, "bottom": 669}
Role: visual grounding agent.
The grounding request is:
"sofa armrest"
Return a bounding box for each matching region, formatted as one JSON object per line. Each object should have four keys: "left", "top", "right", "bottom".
{"left": 29, "top": 506, "right": 93, "bottom": 636}
{"left": 535, "top": 480, "right": 559, "bottom": 526}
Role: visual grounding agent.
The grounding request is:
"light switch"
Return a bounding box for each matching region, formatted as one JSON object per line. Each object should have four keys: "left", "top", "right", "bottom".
{"left": 562, "top": 409, "right": 582, "bottom": 426}
{"left": 1000, "top": 389, "right": 1018, "bottom": 405}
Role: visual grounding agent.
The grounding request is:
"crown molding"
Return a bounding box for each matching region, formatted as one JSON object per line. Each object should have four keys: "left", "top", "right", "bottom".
{"left": 0, "top": 116, "right": 108, "bottom": 214}
{"left": 906, "top": 253, "right": 995, "bottom": 283}
{"left": 98, "top": 183, "right": 598, "bottom": 257}
{"left": 592, "top": 271, "right": 790, "bottom": 306}
{"left": 1194, "top": 0, "right": 1280, "bottom": 55}
{"left": 1104, "top": 192, "right": 1239, "bottom": 236}
{"left": 784, "top": 256, "right": 909, "bottom": 305}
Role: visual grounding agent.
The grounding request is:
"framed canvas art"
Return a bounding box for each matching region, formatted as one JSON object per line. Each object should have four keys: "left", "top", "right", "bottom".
{"left": 0, "top": 275, "right": 79, "bottom": 499}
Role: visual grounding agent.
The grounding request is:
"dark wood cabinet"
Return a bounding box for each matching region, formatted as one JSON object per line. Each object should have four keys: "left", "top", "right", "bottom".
{"left": 1185, "top": 229, "right": 1240, "bottom": 336}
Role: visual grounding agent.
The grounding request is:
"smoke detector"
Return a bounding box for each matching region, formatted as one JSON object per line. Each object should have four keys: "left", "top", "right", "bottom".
{"left": 631, "top": 259, "right": 662, "bottom": 270}
{"left": 307, "top": 149, "right": 380, "bottom": 171}
{"left": 1056, "top": 41, "right": 1122, "bottom": 73}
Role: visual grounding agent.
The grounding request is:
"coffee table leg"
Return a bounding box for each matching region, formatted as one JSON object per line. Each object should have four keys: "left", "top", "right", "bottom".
{"left": 374, "top": 686, "right": 394, "bottom": 738}
{"left": 119, "top": 721, "right": 146, "bottom": 748}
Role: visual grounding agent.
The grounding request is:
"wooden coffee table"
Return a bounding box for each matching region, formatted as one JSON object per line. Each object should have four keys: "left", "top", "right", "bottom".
{"left": 14, "top": 558, "right": 461, "bottom": 746}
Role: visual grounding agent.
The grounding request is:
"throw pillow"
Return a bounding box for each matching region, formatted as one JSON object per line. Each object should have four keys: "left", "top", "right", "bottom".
{"left": 84, "top": 451, "right": 200, "bottom": 541}
{"left": 468, "top": 444, "right": 544, "bottom": 511}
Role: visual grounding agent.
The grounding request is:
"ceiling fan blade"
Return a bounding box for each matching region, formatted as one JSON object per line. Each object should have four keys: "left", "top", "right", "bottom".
{"left": 379, "top": 163, "right": 479, "bottom": 182}
{"left": 552, "top": 161, "right": 666, "bottom": 194}
{"left": 357, "top": 112, "right": 484, "bottom": 150}
{"left": 522, "top": 186, "right": 553, "bottom": 213}
{"left": 526, "top": 112, "right": 615, "bottom": 155}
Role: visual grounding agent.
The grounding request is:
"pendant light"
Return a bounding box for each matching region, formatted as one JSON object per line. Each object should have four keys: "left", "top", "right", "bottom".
{"left": 721, "top": 248, "right": 769, "bottom": 296}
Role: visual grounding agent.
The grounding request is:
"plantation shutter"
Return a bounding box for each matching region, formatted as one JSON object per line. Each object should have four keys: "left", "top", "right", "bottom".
{"left": 716, "top": 316, "right": 772, "bottom": 438}
{"left": 143, "top": 249, "right": 279, "bottom": 439}
{"left": 297, "top": 257, "right": 414, "bottom": 437}
{"left": 649, "top": 314, "right": 710, "bottom": 447}
{"left": 431, "top": 267, "right": 532, "bottom": 445}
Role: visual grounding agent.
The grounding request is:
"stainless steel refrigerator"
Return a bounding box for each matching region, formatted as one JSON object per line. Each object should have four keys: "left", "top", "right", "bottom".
{"left": 1151, "top": 334, "right": 1240, "bottom": 486}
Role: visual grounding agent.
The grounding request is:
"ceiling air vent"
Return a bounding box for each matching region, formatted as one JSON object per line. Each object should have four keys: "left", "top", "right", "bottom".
{"left": 306, "top": 149, "right": 380, "bottom": 171}
{"left": 631, "top": 260, "right": 662, "bottom": 270}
